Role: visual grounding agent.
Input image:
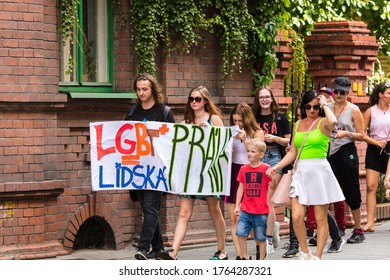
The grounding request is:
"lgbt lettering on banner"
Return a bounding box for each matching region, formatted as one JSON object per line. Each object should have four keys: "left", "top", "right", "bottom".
{"left": 89, "top": 121, "right": 235, "bottom": 195}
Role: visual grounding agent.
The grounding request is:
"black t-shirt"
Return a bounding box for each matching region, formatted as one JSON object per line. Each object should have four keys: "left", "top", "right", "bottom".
{"left": 257, "top": 112, "right": 292, "bottom": 172}
{"left": 257, "top": 112, "right": 291, "bottom": 139}
{"left": 124, "top": 102, "right": 175, "bottom": 123}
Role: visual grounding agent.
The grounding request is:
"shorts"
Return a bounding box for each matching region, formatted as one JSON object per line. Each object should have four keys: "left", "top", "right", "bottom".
{"left": 264, "top": 147, "right": 282, "bottom": 174}
{"left": 365, "top": 143, "right": 389, "bottom": 174}
{"left": 236, "top": 211, "right": 268, "bottom": 242}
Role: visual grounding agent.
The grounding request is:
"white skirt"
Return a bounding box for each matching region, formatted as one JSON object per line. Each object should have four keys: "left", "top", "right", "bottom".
{"left": 290, "top": 158, "right": 345, "bottom": 205}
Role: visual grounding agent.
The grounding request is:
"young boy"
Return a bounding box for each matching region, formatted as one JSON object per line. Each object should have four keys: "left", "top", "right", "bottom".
{"left": 234, "top": 139, "right": 271, "bottom": 260}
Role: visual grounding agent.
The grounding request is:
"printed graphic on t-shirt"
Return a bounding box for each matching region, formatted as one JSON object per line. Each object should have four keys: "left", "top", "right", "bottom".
{"left": 261, "top": 122, "right": 277, "bottom": 135}
{"left": 245, "top": 172, "right": 263, "bottom": 197}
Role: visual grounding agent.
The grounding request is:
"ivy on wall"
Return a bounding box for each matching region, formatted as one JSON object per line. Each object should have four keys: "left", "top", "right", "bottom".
{"left": 59, "top": 0, "right": 306, "bottom": 90}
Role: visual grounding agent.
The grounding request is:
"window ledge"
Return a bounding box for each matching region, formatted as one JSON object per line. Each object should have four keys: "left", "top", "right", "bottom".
{"left": 69, "top": 92, "right": 137, "bottom": 99}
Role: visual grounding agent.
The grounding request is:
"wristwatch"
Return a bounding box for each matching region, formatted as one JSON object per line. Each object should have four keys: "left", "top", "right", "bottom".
{"left": 349, "top": 132, "right": 353, "bottom": 139}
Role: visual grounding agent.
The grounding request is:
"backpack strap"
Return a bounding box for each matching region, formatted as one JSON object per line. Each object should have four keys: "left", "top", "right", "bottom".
{"left": 163, "top": 104, "right": 171, "bottom": 122}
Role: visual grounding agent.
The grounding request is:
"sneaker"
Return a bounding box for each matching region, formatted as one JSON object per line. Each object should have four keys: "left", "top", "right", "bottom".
{"left": 134, "top": 249, "right": 148, "bottom": 260}
{"left": 308, "top": 234, "right": 317, "bottom": 246}
{"left": 298, "top": 250, "right": 314, "bottom": 260}
{"left": 339, "top": 229, "right": 345, "bottom": 237}
{"left": 267, "top": 242, "right": 275, "bottom": 255}
{"left": 327, "top": 238, "right": 345, "bottom": 253}
{"left": 306, "top": 228, "right": 314, "bottom": 238}
{"left": 210, "top": 250, "right": 228, "bottom": 260}
{"left": 347, "top": 229, "right": 366, "bottom": 244}
{"left": 272, "top": 221, "right": 280, "bottom": 248}
{"left": 283, "top": 245, "right": 300, "bottom": 258}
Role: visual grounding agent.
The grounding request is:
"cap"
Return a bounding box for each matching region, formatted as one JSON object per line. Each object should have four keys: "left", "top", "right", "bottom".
{"left": 333, "top": 77, "right": 351, "bottom": 92}
{"left": 318, "top": 87, "right": 334, "bottom": 98}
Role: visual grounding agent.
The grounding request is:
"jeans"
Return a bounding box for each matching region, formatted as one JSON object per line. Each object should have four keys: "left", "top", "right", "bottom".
{"left": 136, "top": 190, "right": 164, "bottom": 252}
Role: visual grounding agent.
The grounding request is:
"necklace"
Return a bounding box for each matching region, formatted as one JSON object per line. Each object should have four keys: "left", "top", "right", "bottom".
{"left": 333, "top": 102, "right": 347, "bottom": 119}
{"left": 377, "top": 103, "right": 389, "bottom": 114}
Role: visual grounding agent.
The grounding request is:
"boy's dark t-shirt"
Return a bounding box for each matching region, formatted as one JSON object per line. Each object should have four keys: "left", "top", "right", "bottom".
{"left": 125, "top": 102, "right": 175, "bottom": 123}
{"left": 124, "top": 102, "right": 174, "bottom": 201}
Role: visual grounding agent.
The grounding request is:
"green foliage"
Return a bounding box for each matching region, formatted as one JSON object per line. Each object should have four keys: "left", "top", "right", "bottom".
{"left": 288, "top": 0, "right": 390, "bottom": 55}
{"left": 58, "top": 0, "right": 79, "bottom": 45}
{"left": 59, "top": 1, "right": 390, "bottom": 88}
{"left": 130, "top": 0, "right": 291, "bottom": 87}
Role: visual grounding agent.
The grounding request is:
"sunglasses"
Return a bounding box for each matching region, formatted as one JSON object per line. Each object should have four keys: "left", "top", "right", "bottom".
{"left": 303, "top": 104, "right": 320, "bottom": 111}
{"left": 188, "top": 96, "right": 203, "bottom": 103}
{"left": 381, "top": 81, "right": 390, "bottom": 92}
{"left": 334, "top": 90, "right": 347, "bottom": 95}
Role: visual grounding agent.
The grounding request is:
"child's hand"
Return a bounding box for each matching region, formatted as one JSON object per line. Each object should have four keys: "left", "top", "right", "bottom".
{"left": 234, "top": 206, "right": 240, "bottom": 216}
{"left": 266, "top": 167, "right": 276, "bottom": 178}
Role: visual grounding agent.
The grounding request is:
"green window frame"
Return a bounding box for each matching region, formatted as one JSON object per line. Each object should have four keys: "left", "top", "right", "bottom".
{"left": 59, "top": 0, "right": 135, "bottom": 99}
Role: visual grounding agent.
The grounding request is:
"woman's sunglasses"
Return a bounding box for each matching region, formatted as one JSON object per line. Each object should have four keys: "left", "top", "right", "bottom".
{"left": 334, "top": 90, "right": 347, "bottom": 95}
{"left": 381, "top": 81, "right": 390, "bottom": 92}
{"left": 303, "top": 104, "right": 320, "bottom": 111}
{"left": 188, "top": 96, "right": 203, "bottom": 103}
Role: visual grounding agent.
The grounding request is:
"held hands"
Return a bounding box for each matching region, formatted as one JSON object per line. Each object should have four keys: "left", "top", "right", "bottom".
{"left": 266, "top": 167, "right": 276, "bottom": 178}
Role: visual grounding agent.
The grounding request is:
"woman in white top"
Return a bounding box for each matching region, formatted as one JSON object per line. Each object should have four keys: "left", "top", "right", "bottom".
{"left": 362, "top": 81, "right": 390, "bottom": 232}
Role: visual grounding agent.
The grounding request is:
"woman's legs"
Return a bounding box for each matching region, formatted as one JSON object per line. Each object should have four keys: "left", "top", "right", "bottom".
{"left": 206, "top": 197, "right": 227, "bottom": 258}
{"left": 291, "top": 198, "right": 308, "bottom": 253}
{"left": 313, "top": 204, "right": 330, "bottom": 259}
{"left": 226, "top": 203, "right": 241, "bottom": 257}
{"left": 364, "top": 169, "right": 380, "bottom": 232}
{"left": 169, "top": 197, "right": 195, "bottom": 258}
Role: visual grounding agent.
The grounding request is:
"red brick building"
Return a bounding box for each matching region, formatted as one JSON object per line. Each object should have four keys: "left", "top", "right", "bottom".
{"left": 0, "top": 1, "right": 384, "bottom": 259}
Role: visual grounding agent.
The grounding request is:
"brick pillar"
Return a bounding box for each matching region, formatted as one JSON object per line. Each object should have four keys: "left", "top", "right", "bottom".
{"left": 305, "top": 21, "right": 379, "bottom": 97}
{"left": 305, "top": 21, "right": 380, "bottom": 228}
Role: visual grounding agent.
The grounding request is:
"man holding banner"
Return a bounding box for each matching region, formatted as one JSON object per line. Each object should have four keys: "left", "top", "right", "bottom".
{"left": 124, "top": 73, "right": 175, "bottom": 260}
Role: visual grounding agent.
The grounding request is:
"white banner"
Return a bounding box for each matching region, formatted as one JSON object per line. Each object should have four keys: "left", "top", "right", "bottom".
{"left": 90, "top": 121, "right": 234, "bottom": 195}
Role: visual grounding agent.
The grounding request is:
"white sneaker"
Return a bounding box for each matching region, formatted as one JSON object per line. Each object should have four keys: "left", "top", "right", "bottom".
{"left": 298, "top": 250, "right": 314, "bottom": 260}
{"left": 267, "top": 242, "right": 275, "bottom": 255}
{"left": 272, "top": 221, "right": 280, "bottom": 248}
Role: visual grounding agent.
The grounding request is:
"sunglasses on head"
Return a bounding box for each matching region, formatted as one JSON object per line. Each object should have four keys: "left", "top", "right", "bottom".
{"left": 381, "top": 81, "right": 390, "bottom": 92}
{"left": 334, "top": 90, "right": 347, "bottom": 95}
{"left": 303, "top": 104, "right": 320, "bottom": 111}
{"left": 188, "top": 96, "right": 203, "bottom": 103}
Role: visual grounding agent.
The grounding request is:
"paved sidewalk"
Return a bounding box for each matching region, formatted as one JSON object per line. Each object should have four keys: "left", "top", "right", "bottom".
{"left": 55, "top": 219, "right": 390, "bottom": 260}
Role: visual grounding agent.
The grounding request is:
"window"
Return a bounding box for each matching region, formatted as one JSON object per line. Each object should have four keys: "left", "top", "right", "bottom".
{"left": 60, "top": 0, "right": 116, "bottom": 94}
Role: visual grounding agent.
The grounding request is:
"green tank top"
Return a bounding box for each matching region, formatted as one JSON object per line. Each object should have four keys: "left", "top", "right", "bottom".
{"left": 294, "top": 119, "right": 329, "bottom": 159}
